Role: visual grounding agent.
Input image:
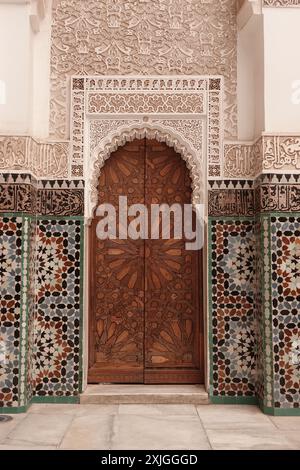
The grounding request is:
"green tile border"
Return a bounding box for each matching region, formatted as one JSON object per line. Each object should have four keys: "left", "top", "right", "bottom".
{"left": 0, "top": 396, "right": 80, "bottom": 414}
{"left": 79, "top": 219, "right": 85, "bottom": 394}
{"left": 0, "top": 406, "right": 30, "bottom": 415}
{"left": 261, "top": 213, "right": 274, "bottom": 409}
{"left": 260, "top": 402, "right": 300, "bottom": 416}
{"left": 208, "top": 218, "right": 214, "bottom": 400}
{"left": 210, "top": 396, "right": 258, "bottom": 405}
{"left": 31, "top": 396, "right": 80, "bottom": 405}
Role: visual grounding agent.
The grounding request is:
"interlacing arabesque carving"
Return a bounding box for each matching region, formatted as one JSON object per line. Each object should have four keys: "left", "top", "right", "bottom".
{"left": 88, "top": 123, "right": 204, "bottom": 221}
{"left": 73, "top": 77, "right": 216, "bottom": 188}
{"left": 87, "top": 92, "right": 205, "bottom": 115}
{"left": 0, "top": 136, "right": 69, "bottom": 178}
{"left": 50, "top": 0, "right": 237, "bottom": 140}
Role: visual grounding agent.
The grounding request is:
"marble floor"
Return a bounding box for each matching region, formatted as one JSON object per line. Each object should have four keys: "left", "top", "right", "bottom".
{"left": 0, "top": 404, "right": 300, "bottom": 450}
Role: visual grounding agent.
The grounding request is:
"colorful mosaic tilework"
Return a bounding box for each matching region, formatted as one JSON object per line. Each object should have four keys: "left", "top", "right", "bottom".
{"left": 254, "top": 216, "right": 265, "bottom": 404}
{"left": 0, "top": 216, "right": 23, "bottom": 408}
{"left": 271, "top": 215, "right": 300, "bottom": 409}
{"left": 255, "top": 215, "right": 274, "bottom": 409}
{"left": 33, "top": 219, "right": 83, "bottom": 398}
{"left": 209, "top": 218, "right": 256, "bottom": 398}
{"left": 26, "top": 218, "right": 37, "bottom": 404}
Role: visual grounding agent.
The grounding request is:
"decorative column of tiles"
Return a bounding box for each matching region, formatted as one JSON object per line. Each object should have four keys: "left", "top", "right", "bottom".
{"left": 33, "top": 217, "right": 84, "bottom": 399}
{"left": 0, "top": 174, "right": 36, "bottom": 411}
{"left": 256, "top": 174, "right": 300, "bottom": 415}
{"left": 0, "top": 174, "right": 85, "bottom": 411}
{"left": 33, "top": 180, "right": 85, "bottom": 400}
{"left": 0, "top": 215, "right": 25, "bottom": 410}
{"left": 26, "top": 217, "right": 37, "bottom": 404}
{"left": 253, "top": 213, "right": 274, "bottom": 410}
{"left": 208, "top": 180, "right": 257, "bottom": 402}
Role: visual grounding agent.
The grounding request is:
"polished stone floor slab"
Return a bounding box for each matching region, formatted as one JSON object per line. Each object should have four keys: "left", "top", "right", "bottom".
{"left": 4, "top": 413, "right": 73, "bottom": 447}
{"left": 111, "top": 413, "right": 211, "bottom": 450}
{"left": 196, "top": 404, "right": 276, "bottom": 430}
{"left": 205, "top": 428, "right": 293, "bottom": 450}
{"left": 0, "top": 404, "right": 299, "bottom": 450}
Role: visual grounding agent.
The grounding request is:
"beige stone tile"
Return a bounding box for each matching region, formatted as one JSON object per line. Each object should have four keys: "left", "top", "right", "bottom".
{"left": 76, "top": 404, "right": 119, "bottom": 416}
{"left": 28, "top": 403, "right": 118, "bottom": 417}
{"left": 197, "top": 405, "right": 276, "bottom": 430}
{"left": 28, "top": 404, "right": 81, "bottom": 415}
{"left": 59, "top": 414, "right": 114, "bottom": 450}
{"left": 118, "top": 404, "right": 198, "bottom": 416}
{"left": 111, "top": 414, "right": 211, "bottom": 450}
{"left": 6, "top": 413, "right": 73, "bottom": 447}
{"left": 0, "top": 414, "right": 27, "bottom": 443}
{"left": 269, "top": 416, "right": 300, "bottom": 431}
{"left": 206, "top": 429, "right": 293, "bottom": 450}
{"left": 281, "top": 431, "right": 300, "bottom": 450}
{"left": 0, "top": 442, "right": 57, "bottom": 450}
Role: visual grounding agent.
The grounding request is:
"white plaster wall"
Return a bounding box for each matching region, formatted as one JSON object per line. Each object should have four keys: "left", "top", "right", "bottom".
{"left": 31, "top": 0, "right": 52, "bottom": 139}
{"left": 264, "top": 8, "right": 300, "bottom": 133}
{"left": 0, "top": 2, "right": 32, "bottom": 134}
{"left": 0, "top": 0, "right": 52, "bottom": 138}
{"left": 237, "top": 14, "right": 265, "bottom": 141}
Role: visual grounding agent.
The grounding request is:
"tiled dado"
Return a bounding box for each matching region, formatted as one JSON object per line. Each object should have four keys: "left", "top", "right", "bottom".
{"left": 208, "top": 178, "right": 300, "bottom": 415}
{"left": 209, "top": 218, "right": 256, "bottom": 401}
{"left": 0, "top": 174, "right": 84, "bottom": 412}
{"left": 2, "top": 174, "right": 300, "bottom": 414}
{"left": 208, "top": 181, "right": 256, "bottom": 403}
{"left": 255, "top": 174, "right": 300, "bottom": 414}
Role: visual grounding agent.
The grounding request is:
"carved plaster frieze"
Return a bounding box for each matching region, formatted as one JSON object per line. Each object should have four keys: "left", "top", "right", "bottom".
{"left": 72, "top": 76, "right": 221, "bottom": 192}
{"left": 263, "top": 1, "right": 300, "bottom": 6}
{"left": 208, "top": 179, "right": 255, "bottom": 216}
{"left": 50, "top": 0, "right": 237, "bottom": 140}
{"left": 152, "top": 119, "right": 203, "bottom": 153}
{"left": 224, "top": 138, "right": 262, "bottom": 178}
{"left": 223, "top": 135, "right": 300, "bottom": 179}
{"left": 257, "top": 174, "right": 300, "bottom": 213}
{"left": 87, "top": 92, "right": 205, "bottom": 115}
{"left": 263, "top": 135, "right": 300, "bottom": 172}
{"left": 0, "top": 175, "right": 84, "bottom": 216}
{"left": 208, "top": 188, "right": 255, "bottom": 216}
{"left": 0, "top": 136, "right": 69, "bottom": 178}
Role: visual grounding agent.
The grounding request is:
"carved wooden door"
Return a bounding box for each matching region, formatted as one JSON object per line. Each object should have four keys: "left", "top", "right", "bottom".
{"left": 88, "top": 139, "right": 203, "bottom": 384}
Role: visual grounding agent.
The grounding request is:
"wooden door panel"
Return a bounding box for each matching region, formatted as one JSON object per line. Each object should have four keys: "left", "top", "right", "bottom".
{"left": 144, "top": 140, "right": 202, "bottom": 383}
{"left": 89, "top": 139, "right": 203, "bottom": 384}
{"left": 88, "top": 140, "right": 145, "bottom": 383}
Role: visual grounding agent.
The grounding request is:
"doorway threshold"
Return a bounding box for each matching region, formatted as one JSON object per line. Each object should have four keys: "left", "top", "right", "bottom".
{"left": 80, "top": 385, "right": 209, "bottom": 405}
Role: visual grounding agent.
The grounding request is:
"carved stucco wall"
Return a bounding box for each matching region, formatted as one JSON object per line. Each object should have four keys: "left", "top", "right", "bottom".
{"left": 263, "top": 1, "right": 300, "bottom": 6}
{"left": 50, "top": 0, "right": 237, "bottom": 141}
